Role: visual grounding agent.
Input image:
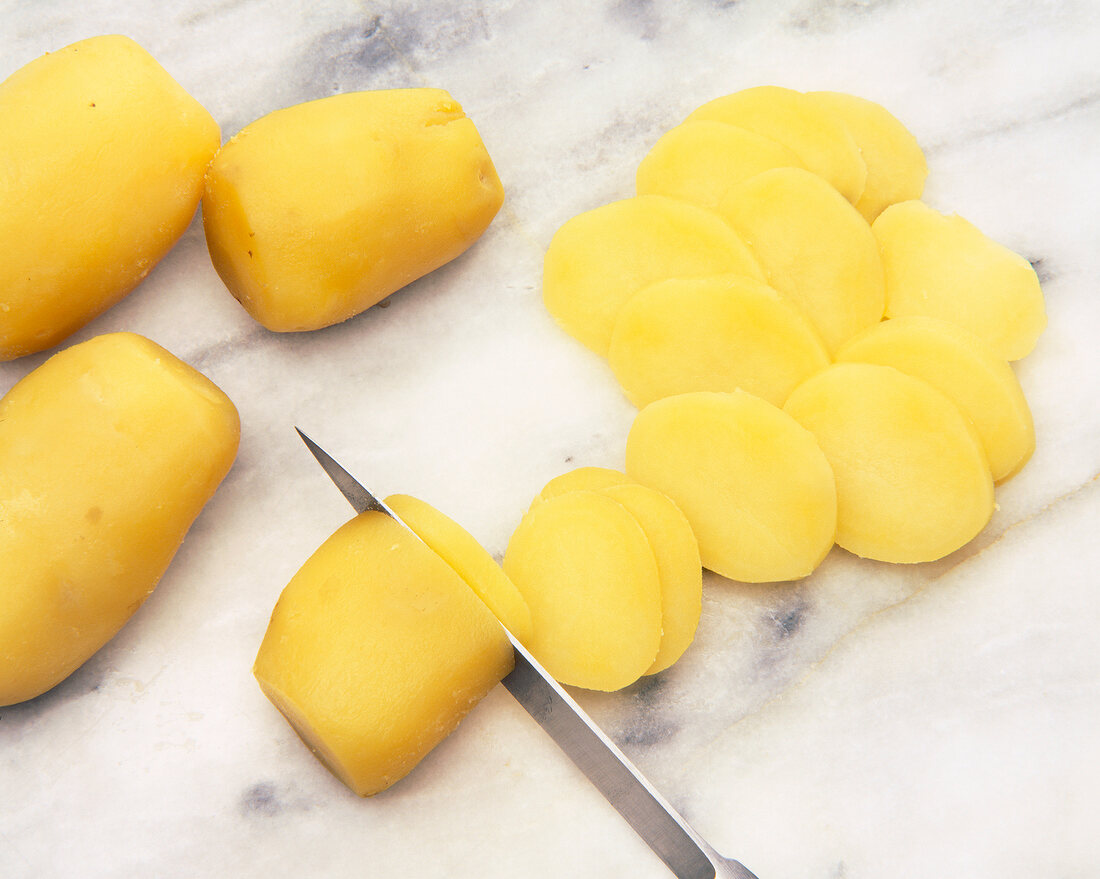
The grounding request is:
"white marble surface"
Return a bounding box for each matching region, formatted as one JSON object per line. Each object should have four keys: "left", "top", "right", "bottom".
{"left": 2, "top": 2, "right": 1098, "bottom": 877}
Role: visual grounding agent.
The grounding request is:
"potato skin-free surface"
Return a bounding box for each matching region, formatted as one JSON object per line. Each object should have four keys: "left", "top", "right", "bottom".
{"left": 0, "top": 333, "right": 240, "bottom": 707}
{"left": 0, "top": 35, "right": 220, "bottom": 361}
{"left": 204, "top": 89, "right": 504, "bottom": 332}
{"left": 254, "top": 512, "right": 513, "bottom": 797}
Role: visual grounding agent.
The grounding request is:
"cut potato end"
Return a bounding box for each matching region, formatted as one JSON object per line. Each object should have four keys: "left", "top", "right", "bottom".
{"left": 542, "top": 195, "right": 763, "bottom": 355}
{"left": 626, "top": 390, "right": 837, "bottom": 583}
{"left": 836, "top": 317, "right": 1035, "bottom": 482}
{"left": 608, "top": 274, "right": 830, "bottom": 408}
{"left": 784, "top": 363, "right": 994, "bottom": 563}
{"left": 503, "top": 491, "right": 662, "bottom": 691}
{"left": 531, "top": 466, "right": 635, "bottom": 508}
{"left": 872, "top": 200, "right": 1046, "bottom": 360}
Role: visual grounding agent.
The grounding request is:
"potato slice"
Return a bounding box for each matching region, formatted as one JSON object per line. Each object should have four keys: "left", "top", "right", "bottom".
{"left": 687, "top": 86, "right": 867, "bottom": 204}
{"left": 0, "top": 36, "right": 220, "bottom": 360}
{"left": 503, "top": 491, "right": 662, "bottom": 690}
{"left": 542, "top": 195, "right": 763, "bottom": 355}
{"left": 717, "top": 167, "right": 885, "bottom": 354}
{"left": 635, "top": 120, "right": 805, "bottom": 210}
{"left": 532, "top": 466, "right": 635, "bottom": 508}
{"left": 608, "top": 274, "right": 829, "bottom": 408}
{"left": 253, "top": 511, "right": 513, "bottom": 797}
{"left": 836, "top": 317, "right": 1034, "bottom": 482}
{"left": 384, "top": 493, "right": 533, "bottom": 643}
{"left": 784, "top": 363, "right": 994, "bottom": 563}
{"left": 872, "top": 201, "right": 1046, "bottom": 360}
{"left": 0, "top": 333, "right": 239, "bottom": 707}
{"left": 625, "top": 391, "right": 836, "bottom": 583}
{"left": 204, "top": 88, "right": 504, "bottom": 332}
{"left": 805, "top": 91, "right": 928, "bottom": 223}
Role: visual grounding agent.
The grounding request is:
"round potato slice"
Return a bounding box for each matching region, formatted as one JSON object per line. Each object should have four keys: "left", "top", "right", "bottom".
{"left": 625, "top": 391, "right": 837, "bottom": 583}
{"left": 836, "top": 317, "right": 1034, "bottom": 482}
{"left": 532, "top": 466, "right": 635, "bottom": 508}
{"left": 385, "top": 494, "right": 533, "bottom": 643}
{"left": 784, "top": 363, "right": 994, "bottom": 563}
{"left": 608, "top": 274, "right": 830, "bottom": 408}
{"left": 503, "top": 491, "right": 662, "bottom": 691}
{"left": 635, "top": 120, "right": 805, "bottom": 210}
{"left": 805, "top": 91, "right": 928, "bottom": 223}
{"left": 542, "top": 194, "right": 763, "bottom": 355}
{"left": 687, "top": 85, "right": 867, "bottom": 204}
{"left": 717, "top": 167, "right": 885, "bottom": 354}
{"left": 872, "top": 200, "right": 1046, "bottom": 360}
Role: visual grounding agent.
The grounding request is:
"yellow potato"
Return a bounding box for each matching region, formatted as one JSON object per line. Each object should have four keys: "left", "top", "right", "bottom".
{"left": 717, "top": 167, "right": 885, "bottom": 353}
{"left": 687, "top": 85, "right": 867, "bottom": 204}
{"left": 625, "top": 391, "right": 836, "bottom": 583}
{"left": 872, "top": 201, "right": 1046, "bottom": 360}
{"left": 836, "top": 317, "right": 1034, "bottom": 482}
{"left": 542, "top": 195, "right": 763, "bottom": 355}
{"left": 0, "top": 332, "right": 239, "bottom": 707}
{"left": 608, "top": 274, "right": 830, "bottom": 408}
{"left": 503, "top": 491, "right": 662, "bottom": 691}
{"left": 531, "top": 466, "right": 635, "bottom": 508}
{"left": 384, "top": 493, "right": 533, "bottom": 643}
{"left": 253, "top": 511, "right": 513, "bottom": 797}
{"left": 204, "top": 89, "right": 504, "bottom": 332}
{"left": 784, "top": 363, "right": 994, "bottom": 563}
{"left": 805, "top": 91, "right": 928, "bottom": 223}
{"left": 635, "top": 120, "right": 805, "bottom": 210}
{"left": 0, "top": 35, "right": 220, "bottom": 361}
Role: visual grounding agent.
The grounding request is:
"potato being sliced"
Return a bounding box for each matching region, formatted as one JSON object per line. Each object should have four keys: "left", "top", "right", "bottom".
{"left": 717, "top": 167, "right": 885, "bottom": 354}
{"left": 836, "top": 317, "right": 1034, "bottom": 482}
{"left": 687, "top": 85, "right": 867, "bottom": 204}
{"left": 805, "top": 91, "right": 928, "bottom": 223}
{"left": 635, "top": 120, "right": 805, "bottom": 210}
{"left": 384, "top": 494, "right": 533, "bottom": 644}
{"left": 625, "top": 391, "right": 836, "bottom": 583}
{"left": 872, "top": 201, "right": 1046, "bottom": 360}
{"left": 503, "top": 491, "right": 662, "bottom": 691}
{"left": 532, "top": 466, "right": 635, "bottom": 508}
{"left": 253, "top": 512, "right": 513, "bottom": 797}
{"left": 608, "top": 274, "right": 830, "bottom": 408}
{"left": 784, "top": 363, "right": 994, "bottom": 563}
{"left": 542, "top": 195, "right": 763, "bottom": 355}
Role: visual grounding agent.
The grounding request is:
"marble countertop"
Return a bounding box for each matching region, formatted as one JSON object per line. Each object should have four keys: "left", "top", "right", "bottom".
{"left": 2, "top": 2, "right": 1098, "bottom": 877}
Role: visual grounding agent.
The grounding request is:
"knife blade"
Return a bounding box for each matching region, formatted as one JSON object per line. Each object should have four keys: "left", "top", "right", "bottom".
{"left": 295, "top": 428, "right": 760, "bottom": 879}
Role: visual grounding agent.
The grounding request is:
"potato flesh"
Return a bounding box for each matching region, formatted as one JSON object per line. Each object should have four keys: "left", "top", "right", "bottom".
{"left": 253, "top": 512, "right": 513, "bottom": 797}
{"left": 784, "top": 363, "right": 994, "bottom": 563}
{"left": 836, "top": 317, "right": 1035, "bottom": 482}
{"left": 608, "top": 274, "right": 830, "bottom": 408}
{"left": 872, "top": 201, "right": 1046, "bottom": 360}
{"left": 542, "top": 195, "right": 764, "bottom": 355}
{"left": 384, "top": 493, "right": 533, "bottom": 644}
{"left": 203, "top": 89, "right": 504, "bottom": 332}
{"left": 532, "top": 466, "right": 635, "bottom": 507}
{"left": 503, "top": 491, "right": 663, "bottom": 691}
{"left": 0, "top": 332, "right": 240, "bottom": 707}
{"left": 626, "top": 391, "right": 837, "bottom": 583}
{"left": 0, "top": 35, "right": 220, "bottom": 361}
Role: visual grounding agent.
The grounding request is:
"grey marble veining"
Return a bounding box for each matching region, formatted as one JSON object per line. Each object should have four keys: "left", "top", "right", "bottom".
{"left": 1, "top": 2, "right": 1098, "bottom": 877}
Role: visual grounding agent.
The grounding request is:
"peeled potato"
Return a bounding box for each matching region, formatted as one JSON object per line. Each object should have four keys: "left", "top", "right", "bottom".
{"left": 0, "top": 35, "right": 220, "bottom": 361}
{"left": 542, "top": 194, "right": 763, "bottom": 355}
{"left": 836, "top": 317, "right": 1034, "bottom": 482}
{"left": 784, "top": 363, "right": 994, "bottom": 563}
{"left": 687, "top": 85, "right": 867, "bottom": 204}
{"left": 635, "top": 120, "right": 805, "bottom": 210}
{"left": 608, "top": 274, "right": 830, "bottom": 408}
{"left": 0, "top": 332, "right": 239, "bottom": 707}
{"left": 532, "top": 466, "right": 635, "bottom": 508}
{"left": 805, "top": 91, "right": 928, "bottom": 223}
{"left": 625, "top": 391, "right": 836, "bottom": 583}
{"left": 872, "top": 201, "right": 1046, "bottom": 360}
{"left": 204, "top": 88, "right": 504, "bottom": 332}
{"left": 384, "top": 493, "right": 533, "bottom": 643}
{"left": 717, "top": 167, "right": 885, "bottom": 353}
{"left": 503, "top": 491, "right": 662, "bottom": 690}
{"left": 254, "top": 511, "right": 513, "bottom": 797}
